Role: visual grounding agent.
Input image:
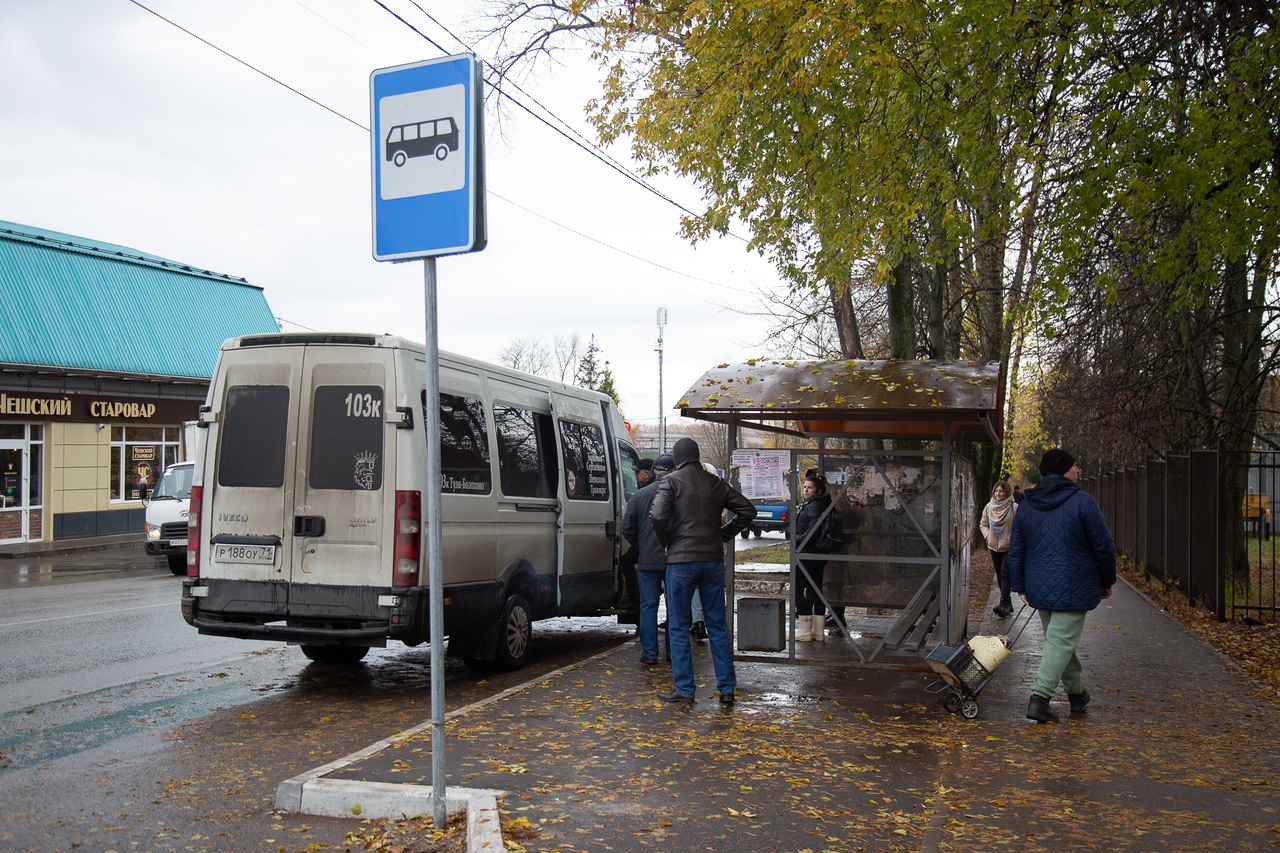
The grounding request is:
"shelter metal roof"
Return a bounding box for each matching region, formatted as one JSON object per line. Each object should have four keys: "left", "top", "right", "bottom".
{"left": 0, "top": 220, "right": 279, "bottom": 380}
{"left": 676, "top": 358, "right": 1003, "bottom": 441}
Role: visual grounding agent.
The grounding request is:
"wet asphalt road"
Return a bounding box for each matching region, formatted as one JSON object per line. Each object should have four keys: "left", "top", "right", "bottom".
{"left": 0, "top": 547, "right": 661, "bottom": 852}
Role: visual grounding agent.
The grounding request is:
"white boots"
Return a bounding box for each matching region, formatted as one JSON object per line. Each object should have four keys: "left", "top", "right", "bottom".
{"left": 795, "top": 614, "right": 828, "bottom": 642}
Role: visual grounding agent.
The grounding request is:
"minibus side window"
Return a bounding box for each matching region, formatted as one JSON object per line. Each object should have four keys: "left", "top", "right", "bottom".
{"left": 494, "top": 405, "right": 556, "bottom": 498}
{"left": 309, "top": 386, "right": 384, "bottom": 491}
{"left": 559, "top": 421, "right": 609, "bottom": 501}
{"left": 218, "top": 385, "right": 289, "bottom": 488}
{"left": 618, "top": 443, "right": 641, "bottom": 501}
{"left": 440, "top": 393, "right": 491, "bottom": 495}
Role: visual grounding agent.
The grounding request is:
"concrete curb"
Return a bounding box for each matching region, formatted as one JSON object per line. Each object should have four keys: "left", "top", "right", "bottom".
{"left": 0, "top": 533, "right": 141, "bottom": 559}
{"left": 278, "top": 777, "right": 501, "bottom": 821}
{"left": 275, "top": 641, "right": 636, "bottom": 851}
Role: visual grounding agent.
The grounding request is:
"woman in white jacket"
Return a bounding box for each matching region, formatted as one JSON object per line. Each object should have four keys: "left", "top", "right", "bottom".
{"left": 980, "top": 480, "right": 1017, "bottom": 617}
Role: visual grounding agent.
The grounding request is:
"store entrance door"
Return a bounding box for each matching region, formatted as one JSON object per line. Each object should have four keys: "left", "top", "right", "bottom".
{"left": 0, "top": 445, "right": 28, "bottom": 542}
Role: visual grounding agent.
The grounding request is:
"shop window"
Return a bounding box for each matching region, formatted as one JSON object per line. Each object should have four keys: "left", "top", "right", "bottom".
{"left": 0, "top": 425, "right": 41, "bottom": 509}
{"left": 27, "top": 435, "right": 42, "bottom": 507}
{"left": 110, "top": 425, "right": 182, "bottom": 501}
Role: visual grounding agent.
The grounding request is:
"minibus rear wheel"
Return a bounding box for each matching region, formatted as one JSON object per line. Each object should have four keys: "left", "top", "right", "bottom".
{"left": 301, "top": 644, "right": 370, "bottom": 664}
{"left": 494, "top": 594, "right": 532, "bottom": 671}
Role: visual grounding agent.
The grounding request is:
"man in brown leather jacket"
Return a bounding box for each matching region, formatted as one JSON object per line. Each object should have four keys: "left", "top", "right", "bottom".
{"left": 649, "top": 438, "right": 756, "bottom": 706}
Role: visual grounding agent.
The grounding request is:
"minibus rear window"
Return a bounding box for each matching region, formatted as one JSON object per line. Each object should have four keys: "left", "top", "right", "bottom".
{"left": 219, "top": 385, "right": 289, "bottom": 488}
{"left": 309, "top": 386, "right": 384, "bottom": 491}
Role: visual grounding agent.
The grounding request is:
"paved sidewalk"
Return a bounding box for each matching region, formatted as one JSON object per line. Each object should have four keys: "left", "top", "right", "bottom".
{"left": 303, "top": 578, "right": 1280, "bottom": 852}
{"left": 0, "top": 533, "right": 139, "bottom": 559}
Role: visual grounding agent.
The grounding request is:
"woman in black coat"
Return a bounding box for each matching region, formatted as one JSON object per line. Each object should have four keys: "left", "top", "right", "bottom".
{"left": 794, "top": 474, "right": 833, "bottom": 642}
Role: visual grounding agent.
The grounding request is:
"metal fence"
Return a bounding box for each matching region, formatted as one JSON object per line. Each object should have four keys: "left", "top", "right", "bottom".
{"left": 1080, "top": 446, "right": 1280, "bottom": 622}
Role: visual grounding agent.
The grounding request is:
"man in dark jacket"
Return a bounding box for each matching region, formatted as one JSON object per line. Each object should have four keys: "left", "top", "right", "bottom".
{"left": 1009, "top": 448, "right": 1117, "bottom": 722}
{"left": 622, "top": 453, "right": 675, "bottom": 665}
{"left": 649, "top": 438, "right": 755, "bottom": 706}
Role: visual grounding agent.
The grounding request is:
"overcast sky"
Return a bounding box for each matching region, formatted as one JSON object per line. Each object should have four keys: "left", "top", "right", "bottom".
{"left": 0, "top": 0, "right": 789, "bottom": 428}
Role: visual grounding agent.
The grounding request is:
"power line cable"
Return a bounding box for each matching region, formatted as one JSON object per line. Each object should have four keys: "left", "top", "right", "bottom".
{"left": 289, "top": 0, "right": 391, "bottom": 59}
{"left": 393, "top": 0, "right": 688, "bottom": 213}
{"left": 125, "top": 0, "right": 365, "bottom": 132}
{"left": 125, "top": 0, "right": 755, "bottom": 292}
{"left": 489, "top": 192, "right": 755, "bottom": 294}
{"left": 366, "top": 0, "right": 450, "bottom": 54}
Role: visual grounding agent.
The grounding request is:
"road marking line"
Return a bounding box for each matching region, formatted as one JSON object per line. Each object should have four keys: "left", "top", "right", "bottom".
{"left": 0, "top": 601, "right": 171, "bottom": 627}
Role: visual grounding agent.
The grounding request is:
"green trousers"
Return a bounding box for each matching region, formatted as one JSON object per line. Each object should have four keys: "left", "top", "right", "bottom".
{"left": 1033, "top": 609, "right": 1088, "bottom": 699}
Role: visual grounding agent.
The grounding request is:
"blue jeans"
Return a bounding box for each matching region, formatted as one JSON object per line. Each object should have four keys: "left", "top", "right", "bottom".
{"left": 665, "top": 561, "right": 736, "bottom": 699}
{"left": 637, "top": 569, "right": 667, "bottom": 660}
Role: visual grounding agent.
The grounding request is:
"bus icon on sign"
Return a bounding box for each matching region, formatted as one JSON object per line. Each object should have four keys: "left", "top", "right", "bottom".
{"left": 386, "top": 117, "right": 459, "bottom": 166}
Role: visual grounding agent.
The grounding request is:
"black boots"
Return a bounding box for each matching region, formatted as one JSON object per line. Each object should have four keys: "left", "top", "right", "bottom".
{"left": 1026, "top": 694, "right": 1059, "bottom": 723}
{"left": 1068, "top": 690, "right": 1091, "bottom": 713}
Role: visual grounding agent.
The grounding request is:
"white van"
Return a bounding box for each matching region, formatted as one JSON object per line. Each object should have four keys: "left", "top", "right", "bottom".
{"left": 144, "top": 460, "right": 194, "bottom": 575}
{"left": 180, "top": 333, "right": 642, "bottom": 669}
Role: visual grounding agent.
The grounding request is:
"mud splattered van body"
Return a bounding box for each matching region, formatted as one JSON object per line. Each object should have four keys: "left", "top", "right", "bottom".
{"left": 181, "top": 333, "right": 641, "bottom": 668}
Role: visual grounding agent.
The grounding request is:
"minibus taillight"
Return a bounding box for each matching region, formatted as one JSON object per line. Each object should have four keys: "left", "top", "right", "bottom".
{"left": 187, "top": 485, "right": 202, "bottom": 578}
{"left": 393, "top": 490, "right": 422, "bottom": 588}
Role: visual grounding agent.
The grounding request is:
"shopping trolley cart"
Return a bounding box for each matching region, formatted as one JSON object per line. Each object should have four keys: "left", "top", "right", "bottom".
{"left": 926, "top": 605, "right": 1036, "bottom": 719}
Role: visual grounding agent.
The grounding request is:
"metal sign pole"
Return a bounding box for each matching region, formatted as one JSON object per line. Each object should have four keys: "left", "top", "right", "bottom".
{"left": 423, "top": 256, "right": 446, "bottom": 828}
{"left": 371, "top": 54, "right": 484, "bottom": 828}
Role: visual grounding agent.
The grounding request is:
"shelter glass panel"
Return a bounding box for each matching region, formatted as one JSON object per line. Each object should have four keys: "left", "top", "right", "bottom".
{"left": 818, "top": 452, "right": 945, "bottom": 609}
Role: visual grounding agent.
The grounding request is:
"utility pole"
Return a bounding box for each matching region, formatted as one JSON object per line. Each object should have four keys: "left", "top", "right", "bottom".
{"left": 656, "top": 307, "right": 667, "bottom": 453}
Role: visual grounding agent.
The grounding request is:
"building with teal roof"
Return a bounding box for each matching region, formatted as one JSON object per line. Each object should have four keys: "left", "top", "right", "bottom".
{"left": 0, "top": 220, "right": 279, "bottom": 543}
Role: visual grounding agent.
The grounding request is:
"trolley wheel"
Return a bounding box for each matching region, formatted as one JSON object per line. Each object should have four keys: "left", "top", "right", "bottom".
{"left": 960, "top": 698, "right": 980, "bottom": 719}
{"left": 942, "top": 691, "right": 962, "bottom": 714}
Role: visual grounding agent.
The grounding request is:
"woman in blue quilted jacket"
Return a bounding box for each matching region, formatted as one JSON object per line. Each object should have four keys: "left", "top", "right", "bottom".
{"left": 1008, "top": 449, "right": 1117, "bottom": 723}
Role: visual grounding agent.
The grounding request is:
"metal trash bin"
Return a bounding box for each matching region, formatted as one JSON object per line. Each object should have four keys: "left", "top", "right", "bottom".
{"left": 737, "top": 597, "right": 786, "bottom": 651}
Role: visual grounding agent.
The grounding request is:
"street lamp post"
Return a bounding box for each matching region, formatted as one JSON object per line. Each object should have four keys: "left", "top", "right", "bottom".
{"left": 656, "top": 307, "right": 667, "bottom": 453}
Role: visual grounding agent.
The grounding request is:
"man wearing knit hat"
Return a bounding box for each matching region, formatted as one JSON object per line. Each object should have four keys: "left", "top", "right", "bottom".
{"left": 1009, "top": 448, "right": 1117, "bottom": 722}
{"left": 649, "top": 437, "right": 755, "bottom": 706}
{"left": 622, "top": 453, "right": 678, "bottom": 665}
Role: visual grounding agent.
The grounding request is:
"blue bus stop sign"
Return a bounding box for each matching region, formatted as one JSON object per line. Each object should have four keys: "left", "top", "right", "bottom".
{"left": 370, "top": 54, "right": 487, "bottom": 260}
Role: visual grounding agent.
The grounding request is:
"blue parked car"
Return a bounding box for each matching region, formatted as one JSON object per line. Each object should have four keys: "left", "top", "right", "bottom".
{"left": 743, "top": 502, "right": 789, "bottom": 538}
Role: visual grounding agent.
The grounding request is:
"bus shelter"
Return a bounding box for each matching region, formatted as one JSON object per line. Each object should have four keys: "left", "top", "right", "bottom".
{"left": 675, "top": 359, "right": 1002, "bottom": 669}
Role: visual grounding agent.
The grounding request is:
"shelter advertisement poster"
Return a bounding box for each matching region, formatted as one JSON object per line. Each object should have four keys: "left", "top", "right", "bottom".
{"left": 731, "top": 448, "right": 790, "bottom": 501}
